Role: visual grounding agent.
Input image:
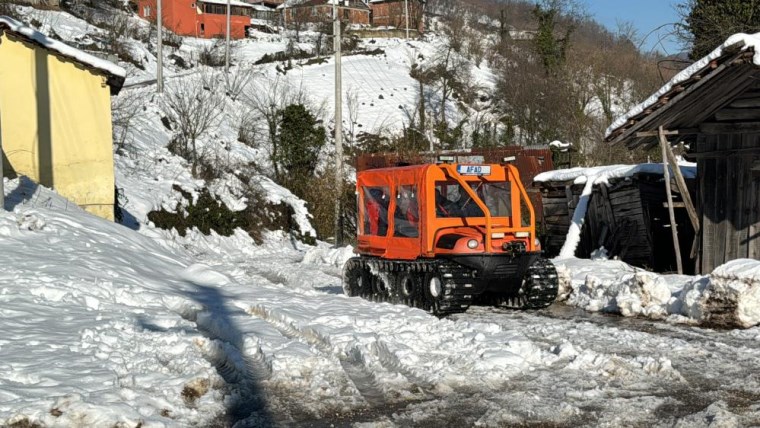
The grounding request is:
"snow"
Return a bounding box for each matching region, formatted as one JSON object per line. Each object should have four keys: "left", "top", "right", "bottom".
{"left": 554, "top": 257, "right": 760, "bottom": 329}
{"left": 606, "top": 32, "right": 760, "bottom": 138}
{"left": 0, "top": 15, "right": 126, "bottom": 79}
{"left": 548, "top": 140, "right": 571, "bottom": 151}
{"left": 4, "top": 5, "right": 760, "bottom": 426}
{"left": 534, "top": 162, "right": 697, "bottom": 183}
{"left": 200, "top": 0, "right": 255, "bottom": 7}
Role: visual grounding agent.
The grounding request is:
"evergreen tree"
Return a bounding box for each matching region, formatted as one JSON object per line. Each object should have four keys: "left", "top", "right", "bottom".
{"left": 275, "top": 104, "right": 326, "bottom": 196}
{"left": 679, "top": 0, "right": 760, "bottom": 60}
{"left": 532, "top": 0, "right": 576, "bottom": 74}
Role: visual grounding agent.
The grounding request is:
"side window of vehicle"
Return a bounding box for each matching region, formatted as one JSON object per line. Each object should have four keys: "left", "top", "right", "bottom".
{"left": 393, "top": 185, "right": 419, "bottom": 238}
{"left": 362, "top": 186, "right": 390, "bottom": 236}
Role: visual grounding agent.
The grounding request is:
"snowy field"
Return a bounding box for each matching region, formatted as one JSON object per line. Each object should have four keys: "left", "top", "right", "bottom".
{"left": 3, "top": 179, "right": 760, "bottom": 427}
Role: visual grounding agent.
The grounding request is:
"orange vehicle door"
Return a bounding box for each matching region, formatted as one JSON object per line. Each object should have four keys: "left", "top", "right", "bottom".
{"left": 384, "top": 183, "right": 422, "bottom": 260}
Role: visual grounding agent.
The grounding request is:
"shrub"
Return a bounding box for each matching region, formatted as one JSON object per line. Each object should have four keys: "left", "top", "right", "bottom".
{"left": 148, "top": 187, "right": 246, "bottom": 237}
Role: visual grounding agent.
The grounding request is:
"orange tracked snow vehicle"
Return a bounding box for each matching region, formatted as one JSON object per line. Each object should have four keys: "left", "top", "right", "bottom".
{"left": 343, "top": 158, "right": 559, "bottom": 315}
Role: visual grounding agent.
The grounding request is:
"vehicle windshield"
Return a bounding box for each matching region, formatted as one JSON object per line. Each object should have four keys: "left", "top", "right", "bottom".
{"left": 435, "top": 181, "right": 511, "bottom": 218}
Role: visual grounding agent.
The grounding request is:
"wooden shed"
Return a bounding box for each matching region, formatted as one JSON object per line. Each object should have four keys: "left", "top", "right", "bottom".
{"left": 605, "top": 36, "right": 760, "bottom": 274}
{"left": 536, "top": 166, "right": 697, "bottom": 274}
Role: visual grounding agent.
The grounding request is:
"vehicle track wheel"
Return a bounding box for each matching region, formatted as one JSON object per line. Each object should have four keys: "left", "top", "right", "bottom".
{"left": 396, "top": 272, "right": 422, "bottom": 307}
{"left": 517, "top": 258, "right": 559, "bottom": 309}
{"left": 371, "top": 273, "right": 390, "bottom": 303}
{"left": 342, "top": 258, "right": 364, "bottom": 297}
{"left": 423, "top": 272, "right": 444, "bottom": 315}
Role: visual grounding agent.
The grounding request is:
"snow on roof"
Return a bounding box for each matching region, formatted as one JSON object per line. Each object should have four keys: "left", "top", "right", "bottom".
{"left": 0, "top": 15, "right": 126, "bottom": 85}
{"left": 534, "top": 163, "right": 697, "bottom": 184}
{"left": 605, "top": 33, "right": 760, "bottom": 139}
{"left": 251, "top": 4, "right": 274, "bottom": 10}
{"left": 199, "top": 0, "right": 256, "bottom": 7}
{"left": 549, "top": 140, "right": 572, "bottom": 151}
{"left": 279, "top": 0, "right": 369, "bottom": 7}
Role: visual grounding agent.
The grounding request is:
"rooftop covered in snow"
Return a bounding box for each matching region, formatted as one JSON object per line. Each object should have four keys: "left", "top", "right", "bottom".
{"left": 604, "top": 33, "right": 760, "bottom": 150}
{"left": 0, "top": 15, "right": 126, "bottom": 94}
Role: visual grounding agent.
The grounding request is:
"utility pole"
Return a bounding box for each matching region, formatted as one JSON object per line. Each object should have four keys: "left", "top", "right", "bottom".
{"left": 333, "top": 0, "right": 343, "bottom": 247}
{"left": 157, "top": 0, "right": 164, "bottom": 93}
{"left": 225, "top": 0, "right": 231, "bottom": 74}
{"left": 405, "top": 0, "right": 409, "bottom": 39}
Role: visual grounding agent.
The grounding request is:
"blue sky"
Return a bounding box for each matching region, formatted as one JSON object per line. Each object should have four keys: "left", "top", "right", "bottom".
{"left": 583, "top": 0, "right": 684, "bottom": 54}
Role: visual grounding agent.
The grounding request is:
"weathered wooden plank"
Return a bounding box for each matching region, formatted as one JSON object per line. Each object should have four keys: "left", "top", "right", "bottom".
{"left": 660, "top": 126, "right": 683, "bottom": 274}
{"left": 749, "top": 176, "right": 760, "bottom": 260}
{"left": 608, "top": 194, "right": 643, "bottom": 205}
{"left": 728, "top": 97, "right": 760, "bottom": 108}
{"left": 713, "top": 108, "right": 760, "bottom": 121}
{"left": 713, "top": 136, "right": 728, "bottom": 268}
{"left": 737, "top": 152, "right": 751, "bottom": 258}
{"left": 700, "top": 122, "right": 760, "bottom": 135}
{"left": 542, "top": 200, "right": 569, "bottom": 206}
{"left": 734, "top": 89, "right": 760, "bottom": 100}
{"left": 724, "top": 136, "right": 740, "bottom": 261}
{"left": 699, "top": 136, "right": 717, "bottom": 273}
{"left": 543, "top": 205, "right": 571, "bottom": 216}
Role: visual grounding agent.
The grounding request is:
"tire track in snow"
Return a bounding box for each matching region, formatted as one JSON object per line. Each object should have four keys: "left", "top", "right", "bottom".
{"left": 457, "top": 306, "right": 760, "bottom": 423}
{"left": 370, "top": 341, "right": 437, "bottom": 394}
{"left": 247, "top": 304, "right": 389, "bottom": 408}
{"left": 176, "top": 302, "right": 273, "bottom": 421}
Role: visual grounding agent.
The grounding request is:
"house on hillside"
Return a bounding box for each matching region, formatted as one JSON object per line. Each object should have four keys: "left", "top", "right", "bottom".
{"left": 367, "top": 0, "right": 423, "bottom": 33}
{"left": 605, "top": 34, "right": 760, "bottom": 274}
{"left": 0, "top": 16, "right": 125, "bottom": 220}
{"left": 135, "top": 0, "right": 255, "bottom": 39}
{"left": 279, "top": 0, "right": 370, "bottom": 28}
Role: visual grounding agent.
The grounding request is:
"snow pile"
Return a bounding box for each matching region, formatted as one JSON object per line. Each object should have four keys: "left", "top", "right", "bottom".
{"left": 302, "top": 243, "right": 355, "bottom": 268}
{"left": 555, "top": 258, "right": 681, "bottom": 320}
{"left": 606, "top": 32, "right": 760, "bottom": 137}
{"left": 555, "top": 257, "right": 760, "bottom": 328}
{"left": 706, "top": 259, "right": 760, "bottom": 328}
{"left": 0, "top": 179, "right": 227, "bottom": 426}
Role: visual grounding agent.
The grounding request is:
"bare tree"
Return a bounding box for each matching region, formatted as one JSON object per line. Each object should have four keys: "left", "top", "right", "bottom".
{"left": 112, "top": 88, "right": 148, "bottom": 154}
{"left": 162, "top": 72, "right": 225, "bottom": 176}
{"left": 241, "top": 76, "right": 318, "bottom": 181}
{"left": 224, "top": 65, "right": 256, "bottom": 101}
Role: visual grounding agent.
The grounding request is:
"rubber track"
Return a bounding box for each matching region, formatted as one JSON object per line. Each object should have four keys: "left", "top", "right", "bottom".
{"left": 345, "top": 258, "right": 479, "bottom": 315}
{"left": 489, "top": 258, "right": 559, "bottom": 309}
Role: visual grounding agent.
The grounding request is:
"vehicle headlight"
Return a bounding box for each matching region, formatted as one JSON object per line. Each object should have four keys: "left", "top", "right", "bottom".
{"left": 467, "top": 239, "right": 479, "bottom": 249}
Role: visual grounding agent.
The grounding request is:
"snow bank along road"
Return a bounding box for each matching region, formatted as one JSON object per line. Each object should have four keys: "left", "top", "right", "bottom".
{"left": 1, "top": 184, "right": 760, "bottom": 426}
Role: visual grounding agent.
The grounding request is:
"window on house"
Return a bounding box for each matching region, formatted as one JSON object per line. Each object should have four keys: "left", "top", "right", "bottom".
{"left": 343, "top": 8, "right": 349, "bottom": 19}
{"left": 143, "top": 5, "right": 151, "bottom": 17}
{"left": 311, "top": 6, "right": 317, "bottom": 16}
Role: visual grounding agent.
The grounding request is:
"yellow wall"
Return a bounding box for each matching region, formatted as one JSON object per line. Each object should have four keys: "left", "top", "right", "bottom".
{"left": 0, "top": 32, "right": 115, "bottom": 220}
